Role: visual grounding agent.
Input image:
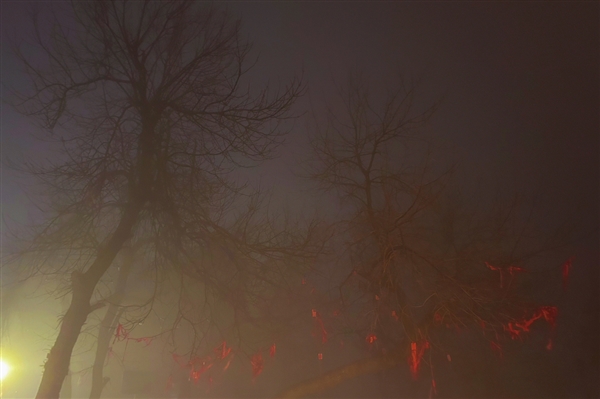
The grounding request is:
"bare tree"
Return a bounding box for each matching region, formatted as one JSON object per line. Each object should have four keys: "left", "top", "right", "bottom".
{"left": 88, "top": 242, "right": 134, "bottom": 399}
{"left": 6, "top": 2, "right": 320, "bottom": 398}
{"left": 276, "top": 75, "right": 569, "bottom": 398}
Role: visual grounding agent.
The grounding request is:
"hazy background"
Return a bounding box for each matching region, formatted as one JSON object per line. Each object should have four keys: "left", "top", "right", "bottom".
{"left": 1, "top": 2, "right": 598, "bottom": 398}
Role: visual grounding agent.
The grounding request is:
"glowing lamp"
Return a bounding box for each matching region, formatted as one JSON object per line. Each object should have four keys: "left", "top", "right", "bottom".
{"left": 0, "top": 359, "right": 10, "bottom": 381}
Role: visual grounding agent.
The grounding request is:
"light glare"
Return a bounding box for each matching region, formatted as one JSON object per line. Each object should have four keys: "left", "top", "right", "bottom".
{"left": 0, "top": 359, "right": 10, "bottom": 381}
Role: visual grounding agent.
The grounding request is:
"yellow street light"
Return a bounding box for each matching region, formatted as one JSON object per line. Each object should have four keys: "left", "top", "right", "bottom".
{"left": 0, "top": 359, "right": 10, "bottom": 381}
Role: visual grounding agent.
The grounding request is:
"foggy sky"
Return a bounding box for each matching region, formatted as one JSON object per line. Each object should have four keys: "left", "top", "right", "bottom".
{"left": 1, "top": 2, "right": 598, "bottom": 398}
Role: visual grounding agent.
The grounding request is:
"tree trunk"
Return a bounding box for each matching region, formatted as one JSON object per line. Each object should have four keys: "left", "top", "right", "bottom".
{"left": 60, "top": 370, "right": 72, "bottom": 398}
{"left": 89, "top": 247, "right": 134, "bottom": 399}
{"left": 275, "top": 346, "right": 406, "bottom": 398}
{"left": 88, "top": 305, "right": 123, "bottom": 399}
{"left": 35, "top": 203, "right": 141, "bottom": 399}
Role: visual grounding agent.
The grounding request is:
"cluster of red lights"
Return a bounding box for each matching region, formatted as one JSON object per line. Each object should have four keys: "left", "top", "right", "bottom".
{"left": 113, "top": 258, "right": 572, "bottom": 396}
{"left": 409, "top": 341, "right": 430, "bottom": 380}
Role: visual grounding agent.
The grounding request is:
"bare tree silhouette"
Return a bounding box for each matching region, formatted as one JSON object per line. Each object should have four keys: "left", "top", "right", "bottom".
{"left": 6, "top": 2, "right": 321, "bottom": 398}
{"left": 277, "top": 75, "right": 570, "bottom": 398}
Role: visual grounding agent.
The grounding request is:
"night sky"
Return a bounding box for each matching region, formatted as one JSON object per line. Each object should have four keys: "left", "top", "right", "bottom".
{"left": 1, "top": 2, "right": 598, "bottom": 398}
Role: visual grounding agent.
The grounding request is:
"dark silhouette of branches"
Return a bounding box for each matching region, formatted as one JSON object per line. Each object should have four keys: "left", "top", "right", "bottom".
{"left": 278, "top": 75, "right": 569, "bottom": 397}
{"left": 5, "top": 2, "right": 319, "bottom": 398}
